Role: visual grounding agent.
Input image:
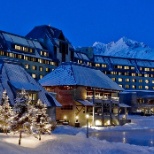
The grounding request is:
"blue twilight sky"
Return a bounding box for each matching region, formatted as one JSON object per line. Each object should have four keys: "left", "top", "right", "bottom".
{"left": 0, "top": 0, "right": 154, "bottom": 47}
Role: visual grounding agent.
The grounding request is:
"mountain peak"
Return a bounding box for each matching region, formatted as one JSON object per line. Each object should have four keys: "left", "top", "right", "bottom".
{"left": 116, "top": 37, "right": 147, "bottom": 48}
{"left": 93, "top": 37, "right": 152, "bottom": 59}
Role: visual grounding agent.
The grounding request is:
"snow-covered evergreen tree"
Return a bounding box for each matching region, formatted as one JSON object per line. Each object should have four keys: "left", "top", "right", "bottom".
{"left": 10, "top": 89, "right": 37, "bottom": 145}
{"left": 0, "top": 90, "right": 13, "bottom": 134}
{"left": 33, "top": 99, "right": 51, "bottom": 140}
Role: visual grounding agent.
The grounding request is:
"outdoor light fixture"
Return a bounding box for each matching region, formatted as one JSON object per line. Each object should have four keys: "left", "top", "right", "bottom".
{"left": 75, "top": 116, "right": 79, "bottom": 122}
{"left": 64, "top": 115, "right": 67, "bottom": 121}
{"left": 86, "top": 114, "right": 89, "bottom": 119}
{"left": 86, "top": 114, "right": 89, "bottom": 138}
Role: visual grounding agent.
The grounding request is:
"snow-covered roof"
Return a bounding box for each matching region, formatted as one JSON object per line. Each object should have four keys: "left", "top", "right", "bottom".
{"left": 94, "top": 56, "right": 106, "bottom": 63}
{"left": 0, "top": 61, "right": 61, "bottom": 107}
{"left": 74, "top": 52, "right": 90, "bottom": 61}
{"left": 9, "top": 81, "right": 40, "bottom": 91}
{"left": 94, "top": 56, "right": 133, "bottom": 66}
{"left": 110, "top": 58, "right": 132, "bottom": 66}
{"left": 2, "top": 32, "right": 43, "bottom": 49}
{"left": 39, "top": 62, "right": 123, "bottom": 91}
{"left": 136, "top": 60, "right": 154, "bottom": 67}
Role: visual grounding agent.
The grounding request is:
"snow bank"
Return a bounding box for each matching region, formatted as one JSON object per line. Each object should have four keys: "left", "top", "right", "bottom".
{"left": 0, "top": 115, "right": 154, "bottom": 154}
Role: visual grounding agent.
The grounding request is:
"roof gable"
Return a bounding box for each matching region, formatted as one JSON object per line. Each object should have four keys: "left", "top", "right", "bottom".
{"left": 0, "top": 61, "right": 61, "bottom": 107}
{"left": 39, "top": 62, "right": 123, "bottom": 91}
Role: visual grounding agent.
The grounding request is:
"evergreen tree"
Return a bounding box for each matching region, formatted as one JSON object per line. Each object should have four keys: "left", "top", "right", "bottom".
{"left": 10, "top": 89, "right": 36, "bottom": 145}
{"left": 33, "top": 99, "right": 51, "bottom": 140}
{"left": 0, "top": 90, "right": 13, "bottom": 134}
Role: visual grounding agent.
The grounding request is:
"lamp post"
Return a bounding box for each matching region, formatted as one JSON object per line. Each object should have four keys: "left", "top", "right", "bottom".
{"left": 86, "top": 114, "right": 89, "bottom": 138}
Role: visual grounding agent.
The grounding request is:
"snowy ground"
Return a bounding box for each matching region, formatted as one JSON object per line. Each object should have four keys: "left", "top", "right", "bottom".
{"left": 0, "top": 115, "right": 154, "bottom": 154}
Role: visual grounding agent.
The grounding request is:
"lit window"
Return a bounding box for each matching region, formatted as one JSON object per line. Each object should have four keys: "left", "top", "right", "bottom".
{"left": 15, "top": 45, "right": 22, "bottom": 50}
{"left": 24, "top": 56, "right": 29, "bottom": 60}
{"left": 125, "top": 78, "right": 130, "bottom": 82}
{"left": 79, "top": 60, "right": 82, "bottom": 64}
{"left": 119, "top": 85, "right": 123, "bottom": 88}
{"left": 139, "top": 67, "right": 142, "bottom": 71}
{"left": 144, "top": 74, "right": 149, "bottom": 77}
{"left": 23, "top": 47, "right": 28, "bottom": 52}
{"left": 124, "top": 72, "right": 129, "bottom": 75}
{"left": 139, "top": 86, "right": 142, "bottom": 89}
{"left": 125, "top": 85, "right": 129, "bottom": 89}
{"left": 29, "top": 93, "right": 38, "bottom": 101}
{"left": 40, "top": 51, "right": 43, "bottom": 55}
{"left": 151, "top": 68, "right": 154, "bottom": 71}
{"left": 44, "top": 52, "right": 47, "bottom": 56}
{"left": 31, "top": 57, "right": 36, "bottom": 62}
{"left": 118, "top": 72, "right": 122, "bottom": 75}
{"left": 95, "top": 64, "right": 100, "bottom": 67}
{"left": 145, "top": 86, "right": 149, "bottom": 90}
{"left": 145, "top": 80, "right": 149, "bottom": 83}
{"left": 118, "top": 78, "right": 122, "bottom": 82}
{"left": 39, "top": 59, "right": 45, "bottom": 64}
{"left": 124, "top": 66, "right": 129, "bottom": 69}
{"left": 152, "top": 80, "right": 154, "bottom": 83}
{"left": 132, "top": 85, "right": 136, "bottom": 89}
{"left": 87, "top": 62, "right": 90, "bottom": 66}
{"left": 102, "top": 64, "right": 107, "bottom": 68}
{"left": 39, "top": 67, "right": 43, "bottom": 71}
{"left": 131, "top": 67, "right": 135, "bottom": 70}
{"left": 132, "top": 79, "right": 136, "bottom": 82}
{"left": 117, "top": 65, "right": 122, "bottom": 69}
{"left": 29, "top": 48, "right": 33, "bottom": 53}
{"left": 40, "top": 75, "right": 43, "bottom": 79}
{"left": 32, "top": 66, "right": 37, "bottom": 70}
{"left": 132, "top": 73, "right": 136, "bottom": 76}
{"left": 25, "top": 64, "right": 29, "bottom": 69}
{"left": 9, "top": 53, "right": 14, "bottom": 57}
{"left": 139, "top": 79, "right": 142, "bottom": 83}
{"left": 46, "top": 67, "right": 50, "bottom": 72}
{"left": 112, "top": 78, "right": 116, "bottom": 81}
{"left": 0, "top": 51, "right": 4, "bottom": 55}
{"left": 138, "top": 74, "right": 142, "bottom": 77}
{"left": 18, "top": 54, "right": 22, "bottom": 59}
{"left": 50, "top": 61, "right": 55, "bottom": 65}
{"left": 45, "top": 60, "right": 50, "bottom": 64}
{"left": 144, "top": 68, "right": 150, "bottom": 71}
{"left": 32, "top": 74, "right": 36, "bottom": 78}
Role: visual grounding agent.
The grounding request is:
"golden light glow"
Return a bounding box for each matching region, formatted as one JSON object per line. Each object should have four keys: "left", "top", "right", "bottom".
{"left": 64, "top": 115, "right": 67, "bottom": 120}
{"left": 86, "top": 114, "right": 89, "bottom": 119}
{"left": 75, "top": 116, "right": 79, "bottom": 120}
{"left": 95, "top": 120, "right": 102, "bottom": 126}
{"left": 104, "top": 120, "right": 111, "bottom": 126}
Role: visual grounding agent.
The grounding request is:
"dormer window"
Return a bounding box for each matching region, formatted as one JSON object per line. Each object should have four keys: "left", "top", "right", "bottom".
{"left": 15, "top": 45, "right": 22, "bottom": 50}
{"left": 40, "top": 51, "right": 49, "bottom": 57}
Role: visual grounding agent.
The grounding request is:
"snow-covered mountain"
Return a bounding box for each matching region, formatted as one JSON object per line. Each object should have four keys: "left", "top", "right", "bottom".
{"left": 93, "top": 37, "right": 154, "bottom": 60}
